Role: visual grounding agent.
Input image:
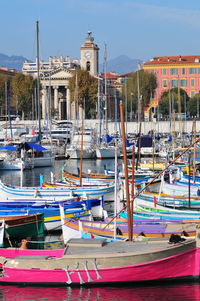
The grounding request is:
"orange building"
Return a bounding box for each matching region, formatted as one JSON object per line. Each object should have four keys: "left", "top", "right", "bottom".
{"left": 143, "top": 55, "right": 200, "bottom": 106}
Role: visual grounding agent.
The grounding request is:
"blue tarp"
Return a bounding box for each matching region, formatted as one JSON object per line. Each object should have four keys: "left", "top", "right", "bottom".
{"left": 137, "top": 135, "right": 153, "bottom": 147}
{"left": 104, "top": 134, "right": 113, "bottom": 144}
{"left": 25, "top": 142, "right": 47, "bottom": 151}
{"left": 0, "top": 145, "right": 18, "bottom": 151}
{"left": 126, "top": 139, "right": 134, "bottom": 147}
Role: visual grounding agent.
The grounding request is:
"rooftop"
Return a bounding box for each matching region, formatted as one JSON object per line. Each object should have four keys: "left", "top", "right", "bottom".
{"left": 144, "top": 55, "right": 200, "bottom": 65}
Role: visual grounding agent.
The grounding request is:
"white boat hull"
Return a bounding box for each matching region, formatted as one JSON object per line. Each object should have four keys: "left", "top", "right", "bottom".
{"left": 96, "top": 147, "right": 120, "bottom": 159}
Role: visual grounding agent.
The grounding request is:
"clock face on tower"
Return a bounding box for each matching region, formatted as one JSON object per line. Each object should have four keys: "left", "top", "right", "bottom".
{"left": 84, "top": 51, "right": 91, "bottom": 59}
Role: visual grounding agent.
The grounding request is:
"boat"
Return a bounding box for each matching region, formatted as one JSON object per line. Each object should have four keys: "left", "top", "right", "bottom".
{"left": 63, "top": 170, "right": 115, "bottom": 181}
{"left": 0, "top": 197, "right": 106, "bottom": 232}
{"left": 95, "top": 145, "right": 120, "bottom": 159}
{"left": 0, "top": 232, "right": 198, "bottom": 285}
{"left": 62, "top": 218, "right": 196, "bottom": 241}
{"left": 0, "top": 179, "right": 114, "bottom": 201}
{"left": 0, "top": 145, "right": 26, "bottom": 170}
{"left": 134, "top": 190, "right": 200, "bottom": 209}
{"left": 48, "top": 170, "right": 115, "bottom": 187}
{"left": 66, "top": 128, "right": 96, "bottom": 159}
{"left": 0, "top": 213, "right": 44, "bottom": 244}
{"left": 18, "top": 142, "right": 55, "bottom": 168}
{"left": 148, "top": 180, "right": 199, "bottom": 197}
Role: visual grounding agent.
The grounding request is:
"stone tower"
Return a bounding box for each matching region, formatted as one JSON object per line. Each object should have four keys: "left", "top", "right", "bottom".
{"left": 80, "top": 31, "right": 99, "bottom": 76}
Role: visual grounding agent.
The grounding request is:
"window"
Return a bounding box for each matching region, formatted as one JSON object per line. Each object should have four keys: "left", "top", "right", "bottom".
{"left": 189, "top": 68, "right": 196, "bottom": 74}
{"left": 171, "top": 80, "right": 178, "bottom": 87}
{"left": 191, "top": 79, "right": 195, "bottom": 86}
{"left": 191, "top": 91, "right": 195, "bottom": 97}
{"left": 182, "top": 68, "right": 185, "bottom": 74}
{"left": 162, "top": 80, "right": 167, "bottom": 87}
{"left": 198, "top": 68, "right": 200, "bottom": 74}
{"left": 86, "top": 61, "right": 90, "bottom": 72}
{"left": 162, "top": 69, "right": 167, "bottom": 75}
{"left": 170, "top": 68, "right": 178, "bottom": 75}
{"left": 180, "top": 79, "right": 187, "bottom": 87}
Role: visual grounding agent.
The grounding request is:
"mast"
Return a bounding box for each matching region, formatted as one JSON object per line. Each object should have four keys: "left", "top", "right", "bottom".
{"left": 193, "top": 120, "right": 196, "bottom": 183}
{"left": 36, "top": 20, "right": 41, "bottom": 143}
{"left": 79, "top": 103, "right": 84, "bottom": 187}
{"left": 5, "top": 82, "right": 8, "bottom": 140}
{"left": 114, "top": 93, "right": 118, "bottom": 240}
{"left": 119, "top": 102, "right": 133, "bottom": 241}
{"left": 103, "top": 43, "right": 108, "bottom": 135}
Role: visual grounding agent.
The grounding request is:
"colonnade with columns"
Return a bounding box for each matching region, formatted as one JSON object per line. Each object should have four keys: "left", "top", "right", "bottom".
{"left": 41, "top": 85, "right": 71, "bottom": 120}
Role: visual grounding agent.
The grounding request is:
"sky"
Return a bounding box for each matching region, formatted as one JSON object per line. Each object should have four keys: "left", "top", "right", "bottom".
{"left": 1, "top": 0, "right": 200, "bottom": 63}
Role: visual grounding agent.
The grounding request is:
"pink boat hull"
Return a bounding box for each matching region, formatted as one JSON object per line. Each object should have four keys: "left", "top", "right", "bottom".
{"left": 0, "top": 248, "right": 198, "bottom": 285}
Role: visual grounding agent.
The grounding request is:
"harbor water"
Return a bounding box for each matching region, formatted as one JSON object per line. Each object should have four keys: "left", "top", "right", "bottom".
{"left": 0, "top": 159, "right": 200, "bottom": 300}
{"left": 0, "top": 282, "right": 199, "bottom": 300}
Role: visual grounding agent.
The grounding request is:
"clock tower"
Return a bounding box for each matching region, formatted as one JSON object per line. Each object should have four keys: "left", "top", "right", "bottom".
{"left": 80, "top": 31, "right": 99, "bottom": 76}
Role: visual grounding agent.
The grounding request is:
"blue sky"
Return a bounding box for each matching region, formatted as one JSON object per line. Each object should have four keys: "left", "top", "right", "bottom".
{"left": 1, "top": 0, "right": 200, "bottom": 63}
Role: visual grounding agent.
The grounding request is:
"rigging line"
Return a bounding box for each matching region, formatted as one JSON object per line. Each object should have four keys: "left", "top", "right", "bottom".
{"left": 103, "top": 136, "right": 200, "bottom": 230}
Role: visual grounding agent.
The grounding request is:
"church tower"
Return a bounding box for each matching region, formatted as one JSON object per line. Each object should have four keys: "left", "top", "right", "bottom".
{"left": 80, "top": 31, "right": 99, "bottom": 76}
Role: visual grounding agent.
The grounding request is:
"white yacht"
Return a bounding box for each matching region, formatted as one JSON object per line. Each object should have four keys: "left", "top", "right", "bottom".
{"left": 66, "top": 128, "right": 97, "bottom": 159}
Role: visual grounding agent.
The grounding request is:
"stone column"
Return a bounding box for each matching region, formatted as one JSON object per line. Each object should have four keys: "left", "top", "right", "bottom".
{"left": 53, "top": 86, "right": 59, "bottom": 111}
{"left": 59, "top": 98, "right": 64, "bottom": 120}
{"left": 41, "top": 87, "right": 47, "bottom": 119}
{"left": 66, "top": 87, "right": 71, "bottom": 120}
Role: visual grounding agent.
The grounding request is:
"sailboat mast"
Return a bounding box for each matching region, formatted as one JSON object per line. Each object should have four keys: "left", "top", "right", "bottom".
{"left": 119, "top": 102, "right": 133, "bottom": 241}
{"left": 5, "top": 82, "right": 8, "bottom": 140}
{"left": 36, "top": 20, "right": 41, "bottom": 143}
{"left": 103, "top": 43, "right": 108, "bottom": 135}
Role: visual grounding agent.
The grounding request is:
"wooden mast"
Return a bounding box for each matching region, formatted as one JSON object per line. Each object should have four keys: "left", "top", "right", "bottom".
{"left": 193, "top": 120, "right": 196, "bottom": 183}
{"left": 79, "top": 104, "right": 84, "bottom": 187}
{"left": 36, "top": 20, "right": 41, "bottom": 143}
{"left": 119, "top": 102, "right": 133, "bottom": 241}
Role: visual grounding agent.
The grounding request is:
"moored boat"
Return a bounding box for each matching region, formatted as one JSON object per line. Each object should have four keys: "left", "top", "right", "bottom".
{"left": 0, "top": 233, "right": 198, "bottom": 285}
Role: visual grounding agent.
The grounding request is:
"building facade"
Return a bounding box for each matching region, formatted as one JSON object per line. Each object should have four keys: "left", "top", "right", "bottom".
{"left": 80, "top": 31, "right": 99, "bottom": 77}
{"left": 22, "top": 32, "right": 99, "bottom": 120}
{"left": 143, "top": 55, "right": 200, "bottom": 106}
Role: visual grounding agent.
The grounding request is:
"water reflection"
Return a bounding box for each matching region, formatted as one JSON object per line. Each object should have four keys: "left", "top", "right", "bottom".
{"left": 0, "top": 159, "right": 118, "bottom": 187}
{"left": 0, "top": 283, "right": 199, "bottom": 301}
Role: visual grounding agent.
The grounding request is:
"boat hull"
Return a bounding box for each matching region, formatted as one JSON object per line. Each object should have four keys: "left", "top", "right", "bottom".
{"left": 0, "top": 241, "right": 197, "bottom": 285}
{"left": 96, "top": 148, "right": 120, "bottom": 159}
{"left": 0, "top": 180, "right": 114, "bottom": 201}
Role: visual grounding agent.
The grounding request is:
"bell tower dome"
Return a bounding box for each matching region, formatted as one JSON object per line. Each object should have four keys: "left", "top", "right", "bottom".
{"left": 80, "top": 31, "right": 99, "bottom": 76}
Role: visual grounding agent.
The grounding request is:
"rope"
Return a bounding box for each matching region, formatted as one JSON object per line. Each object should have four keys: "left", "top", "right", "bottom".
{"left": 103, "top": 136, "right": 200, "bottom": 230}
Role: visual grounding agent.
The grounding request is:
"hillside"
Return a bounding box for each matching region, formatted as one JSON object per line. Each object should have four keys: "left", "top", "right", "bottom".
{"left": 0, "top": 53, "right": 144, "bottom": 74}
{"left": 100, "top": 55, "right": 143, "bottom": 74}
{"left": 0, "top": 53, "right": 29, "bottom": 71}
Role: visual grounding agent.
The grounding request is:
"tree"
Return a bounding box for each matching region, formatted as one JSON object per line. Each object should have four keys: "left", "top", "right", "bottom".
{"left": 68, "top": 69, "right": 98, "bottom": 119}
{"left": 159, "top": 88, "right": 189, "bottom": 117}
{"left": 12, "top": 73, "right": 36, "bottom": 118}
{"left": 122, "top": 70, "right": 157, "bottom": 120}
{"left": 187, "top": 93, "right": 200, "bottom": 118}
{"left": 0, "top": 74, "right": 10, "bottom": 114}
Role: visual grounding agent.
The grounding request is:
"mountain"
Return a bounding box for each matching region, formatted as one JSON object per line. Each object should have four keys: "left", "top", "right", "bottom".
{"left": 0, "top": 53, "right": 29, "bottom": 71}
{"left": 0, "top": 52, "right": 144, "bottom": 75}
{"left": 100, "top": 55, "right": 143, "bottom": 75}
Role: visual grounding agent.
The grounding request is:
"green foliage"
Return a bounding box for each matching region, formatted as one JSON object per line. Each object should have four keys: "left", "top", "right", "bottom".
{"left": 187, "top": 93, "right": 200, "bottom": 117}
{"left": 122, "top": 70, "right": 157, "bottom": 119}
{"left": 68, "top": 69, "right": 98, "bottom": 118}
{"left": 0, "top": 74, "right": 10, "bottom": 110}
{"left": 159, "top": 88, "right": 189, "bottom": 116}
{"left": 12, "top": 73, "right": 36, "bottom": 116}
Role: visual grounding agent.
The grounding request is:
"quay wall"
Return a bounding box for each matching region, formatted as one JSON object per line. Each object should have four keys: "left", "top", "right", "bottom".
{"left": 72, "top": 120, "right": 200, "bottom": 134}
{"left": 1, "top": 120, "right": 199, "bottom": 135}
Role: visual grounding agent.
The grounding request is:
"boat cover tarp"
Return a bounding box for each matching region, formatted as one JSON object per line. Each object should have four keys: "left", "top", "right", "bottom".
{"left": 23, "top": 142, "right": 47, "bottom": 151}
{"left": 126, "top": 139, "right": 134, "bottom": 147}
{"left": 137, "top": 136, "right": 153, "bottom": 147}
{"left": 0, "top": 145, "right": 18, "bottom": 151}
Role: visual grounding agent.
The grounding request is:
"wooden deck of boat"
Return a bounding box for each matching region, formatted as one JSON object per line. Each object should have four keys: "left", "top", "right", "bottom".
{"left": 64, "top": 238, "right": 195, "bottom": 255}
